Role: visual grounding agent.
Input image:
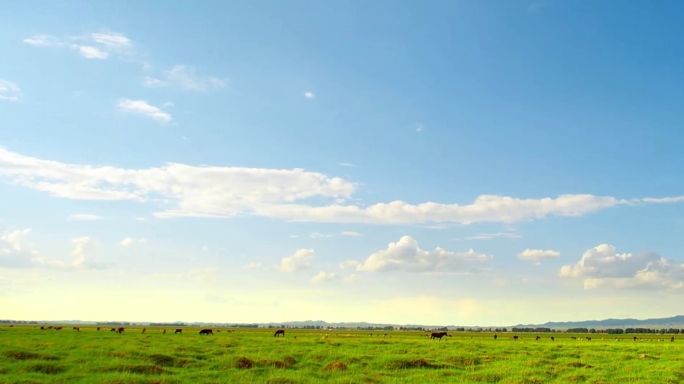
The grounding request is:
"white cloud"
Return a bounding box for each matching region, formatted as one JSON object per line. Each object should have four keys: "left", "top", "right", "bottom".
{"left": 642, "top": 196, "right": 684, "bottom": 203}
{"left": 279, "top": 249, "right": 314, "bottom": 272}
{"left": 70, "top": 237, "right": 108, "bottom": 269}
{"left": 119, "top": 237, "right": 134, "bottom": 246}
{"left": 559, "top": 244, "right": 684, "bottom": 291}
{"left": 0, "top": 79, "right": 22, "bottom": 102}
{"left": 117, "top": 99, "right": 171, "bottom": 123}
{"left": 517, "top": 249, "right": 560, "bottom": 261}
{"left": 309, "top": 232, "right": 331, "bottom": 238}
{"left": 458, "top": 232, "right": 522, "bottom": 240}
{"left": 416, "top": 126, "right": 424, "bottom": 132}
{"left": 304, "top": 92, "right": 315, "bottom": 99}
{"left": 339, "top": 163, "right": 354, "bottom": 167}
{"left": 341, "top": 231, "right": 362, "bottom": 237}
{"left": 0, "top": 228, "right": 36, "bottom": 268}
{"left": 242, "top": 262, "right": 262, "bottom": 270}
{"left": 311, "top": 271, "right": 337, "bottom": 283}
{"left": 72, "top": 45, "right": 108, "bottom": 59}
{"left": 67, "top": 214, "right": 102, "bottom": 221}
{"left": 135, "top": 217, "right": 146, "bottom": 222}
{"left": 343, "top": 273, "right": 359, "bottom": 282}
{"left": 23, "top": 35, "right": 60, "bottom": 46}
{"left": 1, "top": 229, "right": 32, "bottom": 252}
{"left": 356, "top": 236, "right": 491, "bottom": 273}
{"left": 25, "top": 32, "right": 134, "bottom": 61}
{"left": 339, "top": 260, "right": 361, "bottom": 270}
{"left": 1, "top": 147, "right": 683, "bottom": 225}
{"left": 91, "top": 32, "right": 132, "bottom": 49}
{"left": 143, "top": 65, "right": 226, "bottom": 91}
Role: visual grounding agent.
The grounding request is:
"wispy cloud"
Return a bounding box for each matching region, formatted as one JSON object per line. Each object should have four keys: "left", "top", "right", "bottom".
{"left": 117, "top": 99, "right": 171, "bottom": 123}
{"left": 304, "top": 92, "right": 315, "bottom": 99}
{"left": 416, "top": 124, "right": 424, "bottom": 132}
{"left": 2, "top": 147, "right": 684, "bottom": 225}
{"left": 454, "top": 232, "right": 522, "bottom": 241}
{"left": 341, "top": 231, "right": 362, "bottom": 237}
{"left": 339, "top": 163, "right": 354, "bottom": 167}
{"left": 142, "top": 65, "right": 226, "bottom": 91}
{"left": 309, "top": 232, "right": 331, "bottom": 238}
{"left": 517, "top": 249, "right": 560, "bottom": 261}
{"left": 67, "top": 214, "right": 102, "bottom": 221}
{"left": 0, "top": 80, "right": 21, "bottom": 102}
{"left": 24, "top": 32, "right": 135, "bottom": 61}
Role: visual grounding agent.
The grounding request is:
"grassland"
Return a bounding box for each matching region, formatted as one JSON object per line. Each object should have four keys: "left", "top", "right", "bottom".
{"left": 1, "top": 326, "right": 682, "bottom": 383}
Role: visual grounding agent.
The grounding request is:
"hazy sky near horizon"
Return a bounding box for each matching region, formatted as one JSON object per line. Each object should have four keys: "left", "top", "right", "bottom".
{"left": 2, "top": 0, "right": 684, "bottom": 326}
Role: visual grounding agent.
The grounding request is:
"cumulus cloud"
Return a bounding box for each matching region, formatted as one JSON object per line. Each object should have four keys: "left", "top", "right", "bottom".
{"left": 117, "top": 99, "right": 171, "bottom": 123}
{"left": 67, "top": 214, "right": 102, "bottom": 221}
{"left": 119, "top": 238, "right": 134, "bottom": 246}
{"left": 339, "top": 260, "right": 361, "bottom": 270}
{"left": 311, "top": 271, "right": 337, "bottom": 283}
{"left": 517, "top": 249, "right": 560, "bottom": 261}
{"left": 142, "top": 65, "right": 226, "bottom": 91}
{"left": 341, "top": 231, "right": 362, "bottom": 237}
{"left": 559, "top": 244, "right": 684, "bottom": 291}
{"left": 304, "top": 92, "right": 315, "bottom": 99}
{"left": 279, "top": 249, "right": 314, "bottom": 272}
{"left": 0, "top": 228, "right": 36, "bottom": 268}
{"left": 0, "top": 79, "right": 22, "bottom": 102}
{"left": 1, "top": 147, "right": 683, "bottom": 225}
{"left": 25, "top": 32, "right": 134, "bottom": 60}
{"left": 355, "top": 236, "right": 491, "bottom": 273}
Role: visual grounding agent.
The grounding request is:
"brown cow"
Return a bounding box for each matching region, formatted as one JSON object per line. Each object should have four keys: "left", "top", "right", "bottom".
{"left": 73, "top": 327, "right": 80, "bottom": 332}
{"left": 535, "top": 336, "right": 540, "bottom": 340}
{"left": 55, "top": 327, "right": 62, "bottom": 330}
{"left": 199, "top": 329, "right": 213, "bottom": 335}
{"left": 274, "top": 329, "right": 285, "bottom": 337}
{"left": 110, "top": 328, "right": 116, "bottom": 332}
{"left": 672, "top": 337, "right": 675, "bottom": 342}
{"left": 174, "top": 329, "right": 182, "bottom": 334}
{"left": 430, "top": 332, "right": 448, "bottom": 341}
{"left": 551, "top": 336, "right": 555, "bottom": 341}
{"left": 9, "top": 325, "right": 13, "bottom": 328}
{"left": 163, "top": 329, "right": 167, "bottom": 334}
{"left": 117, "top": 327, "right": 124, "bottom": 334}
{"left": 97, "top": 327, "right": 101, "bottom": 331}
{"left": 513, "top": 335, "right": 519, "bottom": 340}
{"left": 634, "top": 336, "right": 637, "bottom": 341}
{"left": 142, "top": 328, "right": 146, "bottom": 334}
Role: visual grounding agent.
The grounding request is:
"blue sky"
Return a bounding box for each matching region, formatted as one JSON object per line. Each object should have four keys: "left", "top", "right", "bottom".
{"left": 1, "top": 0, "right": 684, "bottom": 325}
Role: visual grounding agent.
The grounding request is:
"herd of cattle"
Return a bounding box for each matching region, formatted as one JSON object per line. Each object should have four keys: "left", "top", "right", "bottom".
{"left": 12, "top": 326, "right": 678, "bottom": 342}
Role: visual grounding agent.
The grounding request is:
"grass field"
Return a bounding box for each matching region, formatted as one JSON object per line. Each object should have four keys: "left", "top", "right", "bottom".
{"left": 0, "top": 326, "right": 682, "bottom": 383}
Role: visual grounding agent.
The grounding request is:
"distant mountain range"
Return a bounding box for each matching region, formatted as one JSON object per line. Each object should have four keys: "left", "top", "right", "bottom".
{"left": 513, "top": 315, "right": 684, "bottom": 329}
{"left": 7, "top": 316, "right": 684, "bottom": 329}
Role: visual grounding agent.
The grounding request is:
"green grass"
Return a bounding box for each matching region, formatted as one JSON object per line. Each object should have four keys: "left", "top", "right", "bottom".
{"left": 0, "top": 326, "right": 682, "bottom": 383}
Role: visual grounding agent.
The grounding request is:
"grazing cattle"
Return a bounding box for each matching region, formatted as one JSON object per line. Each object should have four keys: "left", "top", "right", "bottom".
{"left": 293, "top": 335, "right": 297, "bottom": 339}
{"left": 671, "top": 337, "right": 675, "bottom": 342}
{"left": 40, "top": 326, "right": 45, "bottom": 330}
{"left": 117, "top": 327, "right": 124, "bottom": 334}
{"left": 55, "top": 327, "right": 62, "bottom": 330}
{"left": 174, "top": 329, "right": 182, "bottom": 334}
{"left": 586, "top": 337, "right": 591, "bottom": 341}
{"left": 9, "top": 325, "right": 13, "bottom": 328}
{"left": 47, "top": 326, "right": 53, "bottom": 329}
{"left": 535, "top": 336, "right": 540, "bottom": 340}
{"left": 274, "top": 329, "right": 285, "bottom": 337}
{"left": 199, "top": 329, "right": 213, "bottom": 335}
{"left": 142, "top": 328, "right": 146, "bottom": 334}
{"left": 571, "top": 336, "right": 576, "bottom": 340}
{"left": 163, "top": 329, "right": 167, "bottom": 334}
{"left": 216, "top": 330, "right": 221, "bottom": 333}
{"left": 513, "top": 335, "right": 519, "bottom": 340}
{"left": 73, "top": 327, "right": 80, "bottom": 332}
{"left": 551, "top": 337, "right": 555, "bottom": 341}
{"left": 493, "top": 334, "right": 497, "bottom": 340}
{"left": 430, "top": 332, "right": 448, "bottom": 341}
{"left": 110, "top": 328, "right": 116, "bottom": 332}
{"left": 634, "top": 336, "right": 637, "bottom": 341}
{"left": 97, "top": 327, "right": 100, "bottom": 331}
